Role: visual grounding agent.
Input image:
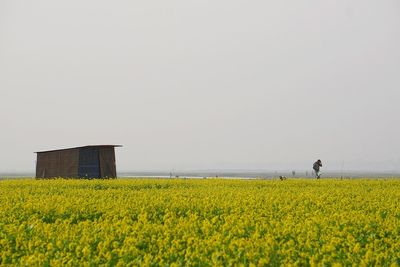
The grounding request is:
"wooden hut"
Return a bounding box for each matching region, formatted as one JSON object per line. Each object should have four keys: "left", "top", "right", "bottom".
{"left": 35, "top": 145, "right": 122, "bottom": 178}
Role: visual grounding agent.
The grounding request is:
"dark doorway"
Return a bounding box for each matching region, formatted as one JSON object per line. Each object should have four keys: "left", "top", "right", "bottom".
{"left": 78, "top": 147, "right": 100, "bottom": 178}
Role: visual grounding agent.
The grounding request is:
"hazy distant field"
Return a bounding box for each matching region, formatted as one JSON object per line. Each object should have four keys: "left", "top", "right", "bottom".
{"left": 2, "top": 170, "right": 400, "bottom": 179}
{"left": 1, "top": 179, "right": 399, "bottom": 266}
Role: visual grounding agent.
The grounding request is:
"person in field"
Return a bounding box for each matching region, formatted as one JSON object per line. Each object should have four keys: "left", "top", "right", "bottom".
{"left": 313, "top": 159, "right": 322, "bottom": 179}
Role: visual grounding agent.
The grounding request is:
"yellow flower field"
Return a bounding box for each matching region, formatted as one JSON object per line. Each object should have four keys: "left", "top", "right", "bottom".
{"left": 0, "top": 178, "right": 399, "bottom": 266}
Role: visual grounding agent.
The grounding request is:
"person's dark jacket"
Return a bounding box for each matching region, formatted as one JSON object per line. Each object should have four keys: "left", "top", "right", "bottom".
{"left": 313, "top": 161, "right": 322, "bottom": 171}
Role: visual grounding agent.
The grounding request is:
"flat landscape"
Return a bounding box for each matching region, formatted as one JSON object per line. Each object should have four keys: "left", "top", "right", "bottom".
{"left": 1, "top": 178, "right": 399, "bottom": 266}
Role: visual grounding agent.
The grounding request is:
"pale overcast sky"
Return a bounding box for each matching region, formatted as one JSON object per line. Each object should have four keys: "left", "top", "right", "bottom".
{"left": 1, "top": 0, "right": 399, "bottom": 172}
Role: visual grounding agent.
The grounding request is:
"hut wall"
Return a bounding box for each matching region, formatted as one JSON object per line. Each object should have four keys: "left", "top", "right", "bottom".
{"left": 99, "top": 147, "right": 117, "bottom": 178}
{"left": 36, "top": 149, "right": 79, "bottom": 178}
{"left": 78, "top": 147, "right": 100, "bottom": 178}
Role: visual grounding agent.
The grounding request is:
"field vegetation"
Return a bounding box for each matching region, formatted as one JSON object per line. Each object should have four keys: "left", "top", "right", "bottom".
{"left": 0, "top": 178, "right": 399, "bottom": 266}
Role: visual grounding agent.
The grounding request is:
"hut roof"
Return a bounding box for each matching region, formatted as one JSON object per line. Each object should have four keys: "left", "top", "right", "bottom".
{"left": 35, "top": 145, "right": 122, "bottom": 153}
